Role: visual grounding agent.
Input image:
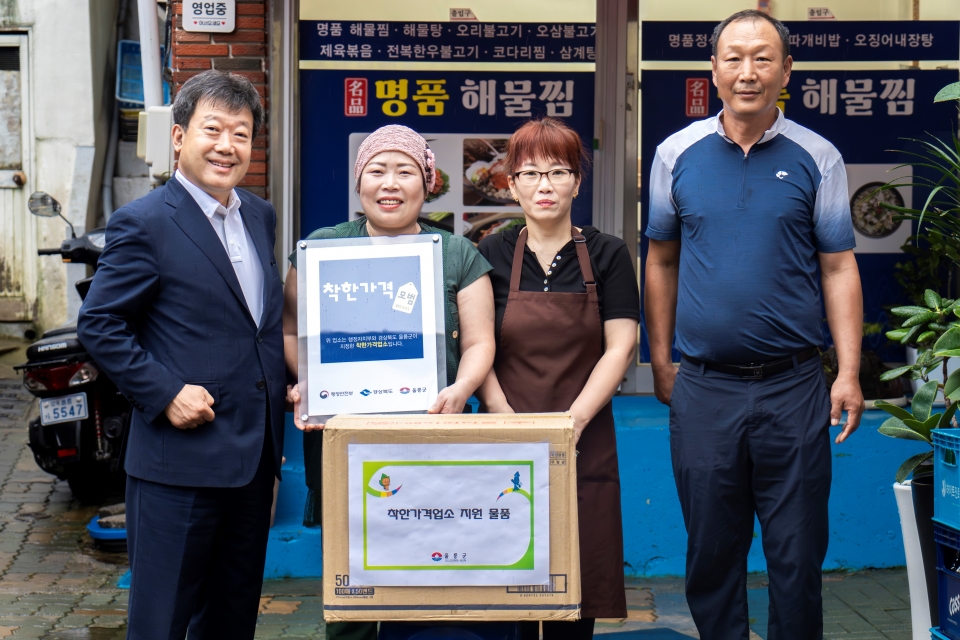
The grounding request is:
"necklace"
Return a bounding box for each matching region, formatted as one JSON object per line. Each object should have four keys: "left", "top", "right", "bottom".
{"left": 527, "top": 237, "right": 570, "bottom": 274}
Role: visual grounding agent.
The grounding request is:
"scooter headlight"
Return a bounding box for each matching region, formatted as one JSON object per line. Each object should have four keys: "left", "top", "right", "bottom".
{"left": 68, "top": 362, "right": 99, "bottom": 386}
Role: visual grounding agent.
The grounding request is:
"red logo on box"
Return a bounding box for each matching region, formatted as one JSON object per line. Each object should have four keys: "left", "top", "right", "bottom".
{"left": 685, "top": 78, "right": 708, "bottom": 118}
{"left": 345, "top": 78, "right": 368, "bottom": 117}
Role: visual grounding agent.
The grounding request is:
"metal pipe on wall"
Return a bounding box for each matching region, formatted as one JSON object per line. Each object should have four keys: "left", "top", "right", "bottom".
{"left": 101, "top": 0, "right": 130, "bottom": 222}
{"left": 137, "top": 0, "right": 163, "bottom": 110}
{"left": 593, "top": 0, "right": 640, "bottom": 392}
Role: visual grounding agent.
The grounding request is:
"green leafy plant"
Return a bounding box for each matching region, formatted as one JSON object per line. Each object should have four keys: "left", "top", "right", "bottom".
{"left": 877, "top": 83, "right": 960, "bottom": 271}
{"left": 872, "top": 80, "right": 960, "bottom": 481}
{"left": 895, "top": 233, "right": 954, "bottom": 306}
{"left": 876, "top": 378, "right": 956, "bottom": 482}
{"left": 885, "top": 289, "right": 960, "bottom": 360}
{"left": 877, "top": 295, "right": 960, "bottom": 481}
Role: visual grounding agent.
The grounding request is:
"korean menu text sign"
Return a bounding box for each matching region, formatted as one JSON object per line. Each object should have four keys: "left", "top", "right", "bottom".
{"left": 301, "top": 21, "right": 595, "bottom": 63}
{"left": 642, "top": 21, "right": 960, "bottom": 62}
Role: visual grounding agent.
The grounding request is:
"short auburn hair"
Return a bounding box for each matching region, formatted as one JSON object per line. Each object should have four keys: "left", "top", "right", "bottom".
{"left": 504, "top": 117, "right": 590, "bottom": 176}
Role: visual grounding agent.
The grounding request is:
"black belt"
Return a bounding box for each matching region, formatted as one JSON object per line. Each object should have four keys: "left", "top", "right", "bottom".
{"left": 681, "top": 347, "right": 820, "bottom": 380}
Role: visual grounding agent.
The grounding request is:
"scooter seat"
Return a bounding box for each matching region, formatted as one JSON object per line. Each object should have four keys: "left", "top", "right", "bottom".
{"left": 27, "top": 330, "right": 85, "bottom": 361}
{"left": 42, "top": 323, "right": 77, "bottom": 338}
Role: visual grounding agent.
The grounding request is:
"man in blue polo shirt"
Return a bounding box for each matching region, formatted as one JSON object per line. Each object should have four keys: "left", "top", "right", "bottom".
{"left": 644, "top": 10, "right": 865, "bottom": 639}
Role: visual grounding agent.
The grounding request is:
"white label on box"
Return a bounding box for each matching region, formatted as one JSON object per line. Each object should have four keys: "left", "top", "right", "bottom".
{"left": 183, "top": 0, "right": 236, "bottom": 33}
{"left": 348, "top": 443, "right": 550, "bottom": 586}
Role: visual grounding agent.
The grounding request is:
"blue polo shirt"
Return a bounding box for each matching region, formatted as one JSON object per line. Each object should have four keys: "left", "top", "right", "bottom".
{"left": 646, "top": 109, "right": 856, "bottom": 363}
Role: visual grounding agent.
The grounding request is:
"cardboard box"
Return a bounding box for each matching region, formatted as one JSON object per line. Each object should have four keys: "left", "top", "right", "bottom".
{"left": 322, "top": 413, "right": 580, "bottom": 622}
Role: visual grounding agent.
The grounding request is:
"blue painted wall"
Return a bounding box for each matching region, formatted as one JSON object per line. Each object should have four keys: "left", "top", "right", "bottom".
{"left": 614, "top": 396, "right": 928, "bottom": 577}
{"left": 264, "top": 416, "right": 322, "bottom": 579}
{"left": 264, "top": 397, "right": 928, "bottom": 579}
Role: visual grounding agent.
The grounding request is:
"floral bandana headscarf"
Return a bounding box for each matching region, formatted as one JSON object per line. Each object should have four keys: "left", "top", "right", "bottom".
{"left": 354, "top": 124, "right": 436, "bottom": 193}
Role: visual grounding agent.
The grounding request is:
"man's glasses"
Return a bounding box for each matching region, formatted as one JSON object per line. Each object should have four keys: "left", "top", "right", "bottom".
{"left": 512, "top": 169, "right": 577, "bottom": 186}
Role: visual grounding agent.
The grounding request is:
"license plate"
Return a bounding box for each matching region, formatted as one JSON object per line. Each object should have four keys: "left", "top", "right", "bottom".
{"left": 40, "top": 393, "right": 88, "bottom": 426}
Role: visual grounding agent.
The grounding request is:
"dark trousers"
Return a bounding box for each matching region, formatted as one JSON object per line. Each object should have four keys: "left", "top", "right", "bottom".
{"left": 125, "top": 434, "right": 276, "bottom": 640}
{"left": 326, "top": 622, "right": 378, "bottom": 640}
{"left": 519, "top": 619, "right": 595, "bottom": 640}
{"left": 669, "top": 354, "right": 832, "bottom": 640}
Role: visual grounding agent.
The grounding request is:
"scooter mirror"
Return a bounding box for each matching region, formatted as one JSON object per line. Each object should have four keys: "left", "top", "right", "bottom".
{"left": 27, "top": 192, "right": 61, "bottom": 217}
{"left": 28, "top": 191, "right": 76, "bottom": 238}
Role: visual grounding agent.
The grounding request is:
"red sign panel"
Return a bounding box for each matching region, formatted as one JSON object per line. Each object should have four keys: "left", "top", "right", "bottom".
{"left": 345, "top": 78, "right": 368, "bottom": 117}
{"left": 685, "top": 78, "right": 708, "bottom": 118}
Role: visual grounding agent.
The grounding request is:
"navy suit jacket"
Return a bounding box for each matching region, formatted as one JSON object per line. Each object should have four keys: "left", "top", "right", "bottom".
{"left": 78, "top": 177, "right": 285, "bottom": 487}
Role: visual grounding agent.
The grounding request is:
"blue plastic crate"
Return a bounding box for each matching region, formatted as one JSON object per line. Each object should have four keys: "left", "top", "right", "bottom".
{"left": 936, "top": 627, "right": 952, "bottom": 639}
{"left": 934, "top": 429, "right": 960, "bottom": 531}
{"left": 115, "top": 39, "right": 171, "bottom": 106}
{"left": 935, "top": 523, "right": 960, "bottom": 639}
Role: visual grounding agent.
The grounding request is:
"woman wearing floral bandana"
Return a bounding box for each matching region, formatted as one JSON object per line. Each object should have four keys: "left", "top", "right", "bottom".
{"left": 282, "top": 125, "right": 496, "bottom": 640}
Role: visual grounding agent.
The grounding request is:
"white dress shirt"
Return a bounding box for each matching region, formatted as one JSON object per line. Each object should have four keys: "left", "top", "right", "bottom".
{"left": 175, "top": 170, "right": 265, "bottom": 326}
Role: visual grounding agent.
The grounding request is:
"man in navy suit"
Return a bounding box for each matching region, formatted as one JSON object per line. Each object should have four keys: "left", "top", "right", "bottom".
{"left": 78, "top": 70, "right": 285, "bottom": 639}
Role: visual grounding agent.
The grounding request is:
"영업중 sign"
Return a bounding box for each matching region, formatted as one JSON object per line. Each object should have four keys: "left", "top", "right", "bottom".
{"left": 296, "top": 234, "right": 446, "bottom": 424}
{"left": 183, "top": 0, "right": 236, "bottom": 34}
{"left": 348, "top": 443, "right": 551, "bottom": 586}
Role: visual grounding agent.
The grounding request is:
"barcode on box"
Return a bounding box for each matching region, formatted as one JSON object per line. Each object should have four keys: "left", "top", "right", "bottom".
{"left": 507, "top": 574, "right": 567, "bottom": 593}
{"left": 335, "top": 587, "right": 375, "bottom": 596}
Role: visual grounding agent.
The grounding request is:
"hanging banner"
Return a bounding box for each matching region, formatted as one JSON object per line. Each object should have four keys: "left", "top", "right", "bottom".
{"left": 348, "top": 443, "right": 551, "bottom": 586}
{"left": 299, "top": 19, "right": 595, "bottom": 239}
{"left": 638, "top": 69, "right": 960, "bottom": 363}
{"left": 296, "top": 235, "right": 446, "bottom": 423}
{"left": 641, "top": 20, "right": 960, "bottom": 62}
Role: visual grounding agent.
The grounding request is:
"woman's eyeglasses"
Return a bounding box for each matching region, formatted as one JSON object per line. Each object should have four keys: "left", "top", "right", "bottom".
{"left": 512, "top": 169, "right": 577, "bottom": 185}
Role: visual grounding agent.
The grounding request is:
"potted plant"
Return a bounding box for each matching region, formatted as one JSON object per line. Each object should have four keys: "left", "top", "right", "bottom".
{"left": 877, "top": 302, "right": 960, "bottom": 630}
{"left": 872, "top": 78, "right": 960, "bottom": 631}
{"left": 876, "top": 77, "right": 960, "bottom": 478}
{"left": 877, "top": 295, "right": 960, "bottom": 481}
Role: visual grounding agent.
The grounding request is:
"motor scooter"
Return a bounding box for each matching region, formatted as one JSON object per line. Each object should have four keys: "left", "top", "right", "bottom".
{"left": 14, "top": 192, "right": 128, "bottom": 504}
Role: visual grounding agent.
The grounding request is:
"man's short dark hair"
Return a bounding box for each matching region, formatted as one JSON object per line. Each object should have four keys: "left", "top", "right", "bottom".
{"left": 712, "top": 10, "right": 791, "bottom": 61}
{"left": 172, "top": 70, "right": 265, "bottom": 138}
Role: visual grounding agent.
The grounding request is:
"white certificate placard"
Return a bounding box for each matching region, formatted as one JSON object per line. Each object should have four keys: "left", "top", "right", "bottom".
{"left": 348, "top": 443, "right": 550, "bottom": 586}
{"left": 297, "top": 235, "right": 446, "bottom": 424}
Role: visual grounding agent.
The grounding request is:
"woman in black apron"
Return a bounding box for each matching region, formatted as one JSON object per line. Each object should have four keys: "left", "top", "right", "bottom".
{"left": 477, "top": 118, "right": 640, "bottom": 640}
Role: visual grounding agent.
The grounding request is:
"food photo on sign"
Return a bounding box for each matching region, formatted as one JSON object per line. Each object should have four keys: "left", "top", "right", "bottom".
{"left": 463, "top": 137, "right": 512, "bottom": 205}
